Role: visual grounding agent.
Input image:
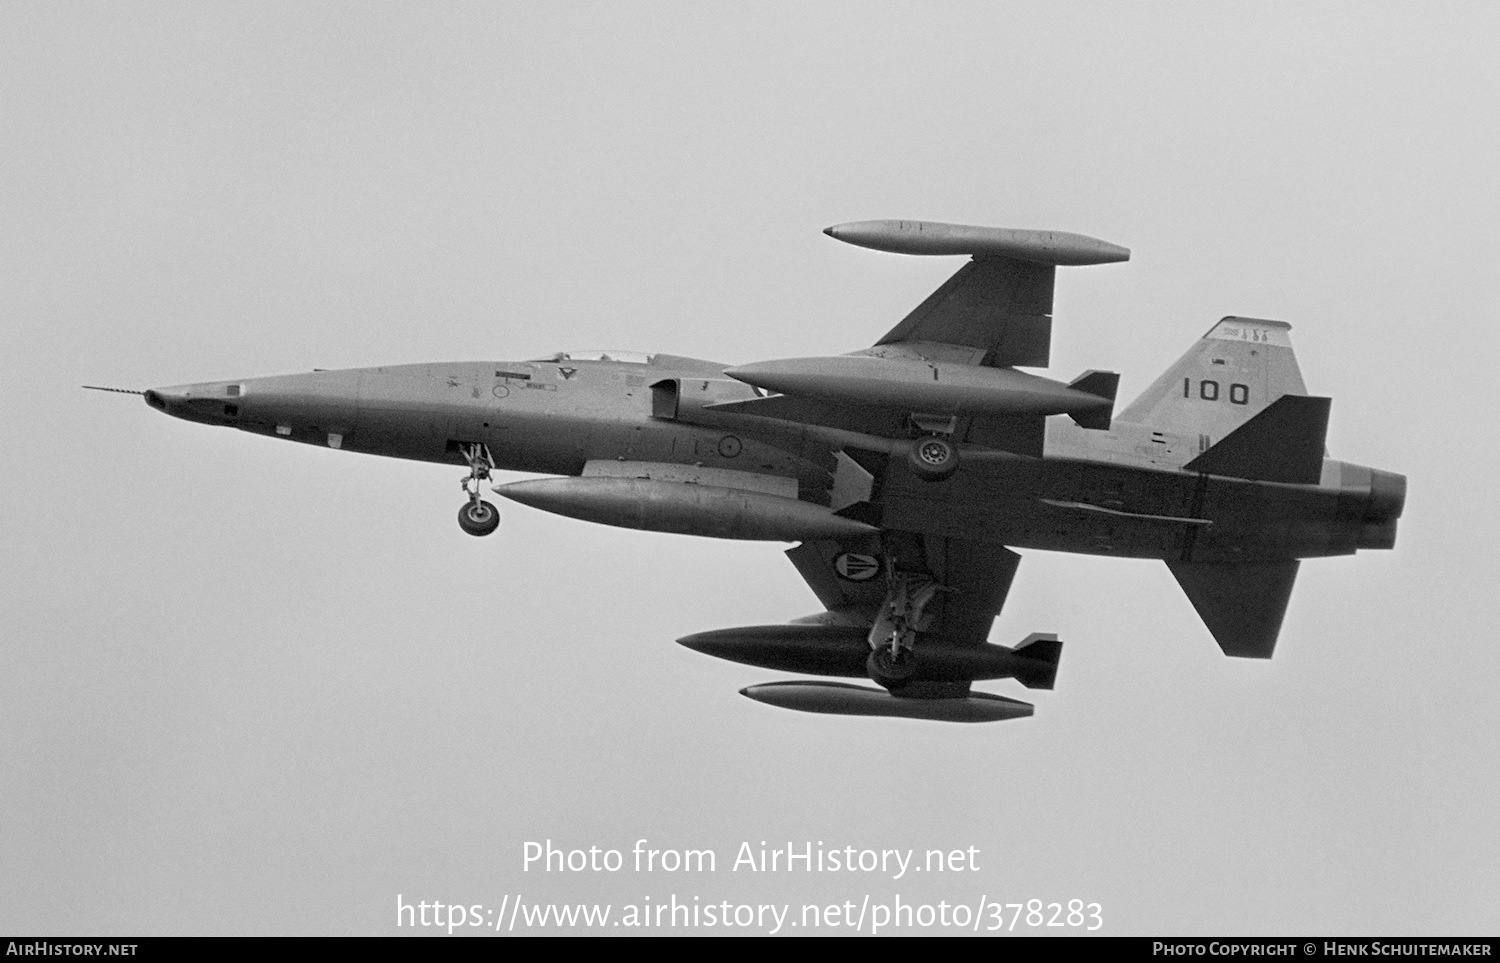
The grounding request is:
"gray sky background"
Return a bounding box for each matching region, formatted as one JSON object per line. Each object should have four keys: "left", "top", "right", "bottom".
{"left": 3, "top": 1, "right": 1498, "bottom": 936}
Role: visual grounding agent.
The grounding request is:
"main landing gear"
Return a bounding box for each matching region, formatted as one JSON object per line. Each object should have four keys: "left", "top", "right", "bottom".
{"left": 905, "top": 414, "right": 960, "bottom": 482}
{"left": 457, "top": 442, "right": 500, "bottom": 537}
{"left": 866, "top": 565, "right": 948, "bottom": 690}
{"left": 907, "top": 434, "right": 958, "bottom": 481}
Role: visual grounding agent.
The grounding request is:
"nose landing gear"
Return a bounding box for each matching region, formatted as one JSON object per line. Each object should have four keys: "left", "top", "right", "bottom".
{"left": 457, "top": 442, "right": 500, "bottom": 537}
{"left": 458, "top": 500, "right": 500, "bottom": 536}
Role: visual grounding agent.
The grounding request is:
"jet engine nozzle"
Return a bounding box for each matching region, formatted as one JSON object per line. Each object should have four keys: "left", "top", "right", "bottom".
{"left": 1366, "top": 469, "right": 1407, "bottom": 522}
{"left": 1357, "top": 468, "right": 1407, "bottom": 550}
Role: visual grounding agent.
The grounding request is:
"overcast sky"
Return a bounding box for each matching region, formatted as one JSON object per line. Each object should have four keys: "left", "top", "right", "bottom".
{"left": 3, "top": 1, "right": 1498, "bottom": 936}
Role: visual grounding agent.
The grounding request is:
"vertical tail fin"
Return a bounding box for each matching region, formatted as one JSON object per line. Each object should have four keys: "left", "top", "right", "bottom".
{"left": 1116, "top": 317, "right": 1310, "bottom": 444}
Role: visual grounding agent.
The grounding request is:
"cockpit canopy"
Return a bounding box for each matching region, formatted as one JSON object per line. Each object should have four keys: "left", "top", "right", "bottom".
{"left": 526, "top": 351, "right": 727, "bottom": 375}
{"left": 530, "top": 350, "right": 652, "bottom": 364}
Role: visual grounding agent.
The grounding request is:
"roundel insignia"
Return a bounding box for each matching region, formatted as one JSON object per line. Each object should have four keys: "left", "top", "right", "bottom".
{"left": 717, "top": 435, "right": 743, "bottom": 458}
{"left": 834, "top": 552, "right": 881, "bottom": 582}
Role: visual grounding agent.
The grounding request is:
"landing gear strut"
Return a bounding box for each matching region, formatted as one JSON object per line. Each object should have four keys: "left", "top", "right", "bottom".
{"left": 866, "top": 565, "right": 947, "bottom": 690}
{"left": 457, "top": 442, "right": 500, "bottom": 537}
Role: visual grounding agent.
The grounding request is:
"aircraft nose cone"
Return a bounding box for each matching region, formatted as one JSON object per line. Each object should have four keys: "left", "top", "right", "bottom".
{"left": 142, "top": 382, "right": 242, "bottom": 425}
{"left": 143, "top": 383, "right": 205, "bottom": 409}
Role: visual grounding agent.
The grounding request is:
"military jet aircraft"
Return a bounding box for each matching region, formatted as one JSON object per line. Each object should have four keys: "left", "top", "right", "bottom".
{"left": 109, "top": 220, "right": 1405, "bottom": 722}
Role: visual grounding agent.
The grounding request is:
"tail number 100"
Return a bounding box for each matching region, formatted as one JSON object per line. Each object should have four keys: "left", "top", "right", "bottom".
{"left": 1184, "top": 379, "right": 1249, "bottom": 405}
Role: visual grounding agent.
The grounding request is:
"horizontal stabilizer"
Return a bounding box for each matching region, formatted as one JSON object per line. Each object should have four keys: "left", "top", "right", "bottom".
{"left": 1167, "top": 560, "right": 1300, "bottom": 658}
{"left": 1184, "top": 395, "right": 1330, "bottom": 484}
{"left": 740, "top": 681, "right": 1034, "bottom": 723}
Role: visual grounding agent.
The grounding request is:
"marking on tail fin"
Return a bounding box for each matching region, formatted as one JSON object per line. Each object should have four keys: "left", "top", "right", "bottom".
{"left": 1116, "top": 316, "right": 1310, "bottom": 439}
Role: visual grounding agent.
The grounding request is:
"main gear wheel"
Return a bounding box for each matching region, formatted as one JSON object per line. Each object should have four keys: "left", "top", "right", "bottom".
{"left": 908, "top": 435, "right": 959, "bottom": 481}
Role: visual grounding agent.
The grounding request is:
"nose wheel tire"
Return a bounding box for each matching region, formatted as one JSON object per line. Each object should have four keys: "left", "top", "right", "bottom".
{"left": 458, "top": 500, "right": 501, "bottom": 537}
{"left": 907, "top": 435, "right": 959, "bottom": 481}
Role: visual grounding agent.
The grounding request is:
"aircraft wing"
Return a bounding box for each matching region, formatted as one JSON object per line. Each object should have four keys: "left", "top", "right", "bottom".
{"left": 712, "top": 222, "right": 1128, "bottom": 457}
{"left": 786, "top": 533, "right": 1021, "bottom": 647}
{"left": 828, "top": 220, "right": 1130, "bottom": 368}
{"left": 875, "top": 256, "right": 1056, "bottom": 367}
{"left": 775, "top": 532, "right": 1060, "bottom": 699}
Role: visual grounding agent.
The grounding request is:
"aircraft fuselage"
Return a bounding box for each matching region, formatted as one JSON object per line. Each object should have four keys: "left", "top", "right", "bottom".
{"left": 144, "top": 354, "right": 1400, "bottom": 564}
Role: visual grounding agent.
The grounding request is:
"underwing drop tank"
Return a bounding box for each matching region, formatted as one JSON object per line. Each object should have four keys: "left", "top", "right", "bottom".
{"left": 724, "top": 356, "right": 1116, "bottom": 423}
{"left": 494, "top": 477, "right": 876, "bottom": 542}
{"left": 739, "top": 681, "right": 1034, "bottom": 723}
{"left": 677, "top": 623, "right": 1061, "bottom": 688}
